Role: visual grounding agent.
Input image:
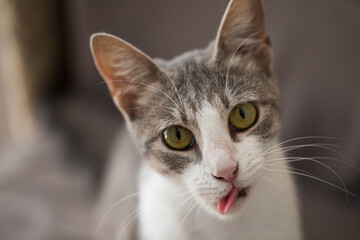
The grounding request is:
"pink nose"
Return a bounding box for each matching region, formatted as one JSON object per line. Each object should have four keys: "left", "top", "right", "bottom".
{"left": 211, "top": 163, "right": 238, "bottom": 182}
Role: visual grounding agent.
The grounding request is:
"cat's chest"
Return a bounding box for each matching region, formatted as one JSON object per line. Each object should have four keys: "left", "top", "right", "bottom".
{"left": 137, "top": 168, "right": 244, "bottom": 240}
{"left": 136, "top": 161, "right": 301, "bottom": 240}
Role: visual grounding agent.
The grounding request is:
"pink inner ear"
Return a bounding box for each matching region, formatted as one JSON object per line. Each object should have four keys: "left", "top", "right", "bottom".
{"left": 91, "top": 33, "right": 165, "bottom": 120}
{"left": 95, "top": 51, "right": 123, "bottom": 95}
{"left": 115, "top": 92, "right": 139, "bottom": 120}
{"left": 214, "top": 0, "right": 267, "bottom": 60}
{"left": 93, "top": 48, "right": 140, "bottom": 118}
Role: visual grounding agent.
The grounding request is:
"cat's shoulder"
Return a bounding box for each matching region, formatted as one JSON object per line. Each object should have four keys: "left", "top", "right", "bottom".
{"left": 95, "top": 126, "right": 142, "bottom": 239}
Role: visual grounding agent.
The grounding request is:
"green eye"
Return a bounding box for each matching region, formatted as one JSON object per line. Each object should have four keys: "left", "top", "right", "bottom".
{"left": 163, "top": 126, "right": 194, "bottom": 150}
{"left": 229, "top": 102, "right": 257, "bottom": 131}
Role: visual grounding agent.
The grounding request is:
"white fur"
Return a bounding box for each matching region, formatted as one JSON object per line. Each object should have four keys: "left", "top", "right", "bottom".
{"left": 138, "top": 159, "right": 302, "bottom": 240}
{"left": 135, "top": 102, "right": 303, "bottom": 240}
{"left": 96, "top": 100, "right": 302, "bottom": 240}
{"left": 92, "top": 0, "right": 302, "bottom": 237}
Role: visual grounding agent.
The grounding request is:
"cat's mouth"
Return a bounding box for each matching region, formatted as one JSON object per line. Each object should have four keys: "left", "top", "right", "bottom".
{"left": 218, "top": 186, "right": 249, "bottom": 215}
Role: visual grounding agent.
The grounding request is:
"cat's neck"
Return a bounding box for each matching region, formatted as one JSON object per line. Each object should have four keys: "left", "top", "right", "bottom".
{"left": 137, "top": 155, "right": 302, "bottom": 240}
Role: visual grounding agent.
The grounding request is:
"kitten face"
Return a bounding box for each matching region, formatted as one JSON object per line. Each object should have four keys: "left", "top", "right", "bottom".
{"left": 91, "top": 0, "right": 280, "bottom": 218}
{"left": 135, "top": 59, "right": 280, "bottom": 217}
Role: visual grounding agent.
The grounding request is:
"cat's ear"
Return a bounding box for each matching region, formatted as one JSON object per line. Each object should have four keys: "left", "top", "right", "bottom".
{"left": 90, "top": 33, "right": 162, "bottom": 121}
{"left": 213, "top": 0, "right": 272, "bottom": 69}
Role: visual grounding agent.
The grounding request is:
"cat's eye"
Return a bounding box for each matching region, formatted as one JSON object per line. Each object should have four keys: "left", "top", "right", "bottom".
{"left": 163, "top": 126, "right": 194, "bottom": 150}
{"left": 229, "top": 102, "right": 257, "bottom": 131}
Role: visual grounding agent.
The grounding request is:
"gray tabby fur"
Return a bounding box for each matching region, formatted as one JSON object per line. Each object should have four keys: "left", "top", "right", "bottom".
{"left": 90, "top": 0, "right": 302, "bottom": 239}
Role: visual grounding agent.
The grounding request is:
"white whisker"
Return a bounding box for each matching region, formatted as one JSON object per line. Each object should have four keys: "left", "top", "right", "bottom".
{"left": 263, "top": 168, "right": 354, "bottom": 197}
{"left": 162, "top": 194, "right": 194, "bottom": 223}
{"left": 98, "top": 186, "right": 188, "bottom": 233}
{"left": 224, "top": 30, "right": 264, "bottom": 96}
{"left": 266, "top": 156, "right": 350, "bottom": 201}
{"left": 154, "top": 194, "right": 195, "bottom": 239}
{"left": 158, "top": 68, "right": 185, "bottom": 110}
{"left": 262, "top": 143, "right": 339, "bottom": 157}
{"left": 266, "top": 156, "right": 356, "bottom": 168}
{"left": 179, "top": 199, "right": 197, "bottom": 225}
{"left": 261, "top": 136, "right": 346, "bottom": 156}
{"left": 117, "top": 209, "right": 141, "bottom": 240}
{"left": 264, "top": 163, "right": 314, "bottom": 176}
{"left": 259, "top": 173, "right": 303, "bottom": 207}
{"left": 195, "top": 204, "right": 202, "bottom": 223}
{"left": 124, "top": 105, "right": 177, "bottom": 112}
{"left": 91, "top": 80, "right": 186, "bottom": 116}
{"left": 97, "top": 192, "right": 141, "bottom": 232}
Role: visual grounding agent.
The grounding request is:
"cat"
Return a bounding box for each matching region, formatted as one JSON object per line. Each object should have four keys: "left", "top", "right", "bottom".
{"left": 90, "top": 0, "right": 302, "bottom": 239}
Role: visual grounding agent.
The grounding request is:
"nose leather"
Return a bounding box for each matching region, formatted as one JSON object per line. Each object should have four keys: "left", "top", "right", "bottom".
{"left": 203, "top": 141, "right": 238, "bottom": 182}
{"left": 211, "top": 161, "right": 238, "bottom": 182}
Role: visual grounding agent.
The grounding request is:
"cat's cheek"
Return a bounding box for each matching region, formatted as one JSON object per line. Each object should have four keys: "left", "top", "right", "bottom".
{"left": 143, "top": 153, "right": 178, "bottom": 175}
{"left": 183, "top": 164, "right": 229, "bottom": 213}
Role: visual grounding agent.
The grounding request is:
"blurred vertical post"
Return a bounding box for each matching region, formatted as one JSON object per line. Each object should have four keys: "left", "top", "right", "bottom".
{"left": 0, "top": 0, "right": 35, "bottom": 145}
{"left": 0, "top": 0, "right": 61, "bottom": 146}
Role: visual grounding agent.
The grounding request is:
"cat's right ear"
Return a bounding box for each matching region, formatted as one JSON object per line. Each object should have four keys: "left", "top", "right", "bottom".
{"left": 90, "top": 33, "right": 162, "bottom": 121}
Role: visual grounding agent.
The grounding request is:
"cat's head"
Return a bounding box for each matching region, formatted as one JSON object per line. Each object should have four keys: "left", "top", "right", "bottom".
{"left": 91, "top": 0, "right": 280, "bottom": 218}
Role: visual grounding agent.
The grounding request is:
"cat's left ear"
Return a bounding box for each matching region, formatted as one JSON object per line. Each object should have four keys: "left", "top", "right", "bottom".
{"left": 213, "top": 0, "right": 272, "bottom": 70}
{"left": 90, "top": 33, "right": 163, "bottom": 121}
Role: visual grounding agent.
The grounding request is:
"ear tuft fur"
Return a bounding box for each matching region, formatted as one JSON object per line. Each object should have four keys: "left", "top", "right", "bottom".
{"left": 90, "top": 33, "right": 162, "bottom": 120}
{"left": 213, "top": 0, "right": 272, "bottom": 71}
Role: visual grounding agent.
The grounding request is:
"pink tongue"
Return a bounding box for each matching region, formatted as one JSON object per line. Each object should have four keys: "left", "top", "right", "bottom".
{"left": 218, "top": 187, "right": 240, "bottom": 215}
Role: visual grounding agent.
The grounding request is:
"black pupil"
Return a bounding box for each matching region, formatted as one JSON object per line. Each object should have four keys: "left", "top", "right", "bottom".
{"left": 239, "top": 107, "right": 246, "bottom": 119}
{"left": 175, "top": 127, "right": 181, "bottom": 140}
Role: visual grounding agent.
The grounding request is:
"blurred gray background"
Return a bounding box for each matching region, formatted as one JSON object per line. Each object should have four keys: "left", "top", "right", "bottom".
{"left": 0, "top": 0, "right": 359, "bottom": 239}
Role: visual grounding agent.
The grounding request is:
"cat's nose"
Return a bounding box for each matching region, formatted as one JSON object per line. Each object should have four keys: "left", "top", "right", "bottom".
{"left": 211, "top": 163, "right": 238, "bottom": 182}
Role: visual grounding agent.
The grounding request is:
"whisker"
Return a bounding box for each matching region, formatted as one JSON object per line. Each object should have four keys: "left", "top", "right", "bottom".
{"left": 228, "top": 72, "right": 261, "bottom": 101}
{"left": 263, "top": 168, "right": 355, "bottom": 197}
{"left": 266, "top": 156, "right": 350, "bottom": 201}
{"left": 224, "top": 30, "right": 265, "bottom": 96}
{"left": 266, "top": 156, "right": 356, "bottom": 168}
{"left": 162, "top": 194, "right": 194, "bottom": 223}
{"left": 158, "top": 67, "right": 185, "bottom": 110}
{"left": 117, "top": 209, "right": 141, "bottom": 240}
{"left": 258, "top": 173, "right": 304, "bottom": 208}
{"left": 154, "top": 194, "right": 195, "bottom": 239}
{"left": 115, "top": 186, "right": 190, "bottom": 239}
{"left": 195, "top": 204, "right": 202, "bottom": 223}
{"left": 97, "top": 192, "right": 141, "bottom": 232}
{"left": 262, "top": 143, "right": 339, "bottom": 157}
{"left": 179, "top": 199, "right": 197, "bottom": 225}
{"left": 90, "top": 80, "right": 185, "bottom": 116}
{"left": 314, "top": 156, "right": 358, "bottom": 169}
{"left": 124, "top": 105, "right": 177, "bottom": 112}
{"left": 269, "top": 144, "right": 358, "bottom": 169}
{"left": 231, "top": 72, "right": 260, "bottom": 90}
{"left": 87, "top": 81, "right": 109, "bottom": 87}
{"left": 264, "top": 163, "right": 314, "bottom": 176}
{"left": 161, "top": 190, "right": 191, "bottom": 203}
{"left": 261, "top": 136, "right": 346, "bottom": 156}
{"left": 98, "top": 186, "right": 188, "bottom": 232}
{"left": 261, "top": 143, "right": 359, "bottom": 169}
